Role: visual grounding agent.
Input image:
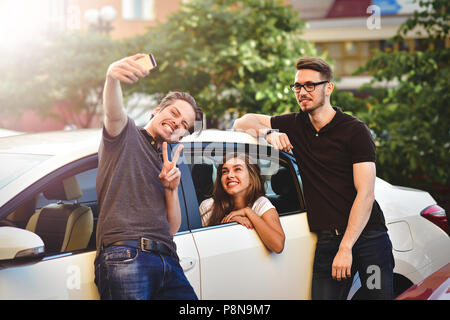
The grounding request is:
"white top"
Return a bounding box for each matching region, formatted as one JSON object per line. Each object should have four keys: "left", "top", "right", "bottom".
{"left": 199, "top": 196, "right": 276, "bottom": 227}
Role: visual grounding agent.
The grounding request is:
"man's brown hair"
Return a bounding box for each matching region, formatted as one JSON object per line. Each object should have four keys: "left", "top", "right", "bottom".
{"left": 296, "top": 57, "right": 333, "bottom": 82}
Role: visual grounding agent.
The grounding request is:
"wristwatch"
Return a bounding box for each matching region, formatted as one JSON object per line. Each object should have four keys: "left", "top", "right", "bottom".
{"left": 264, "top": 129, "right": 276, "bottom": 140}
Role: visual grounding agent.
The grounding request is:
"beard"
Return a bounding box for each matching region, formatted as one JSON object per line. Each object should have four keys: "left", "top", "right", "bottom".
{"left": 297, "top": 89, "right": 326, "bottom": 114}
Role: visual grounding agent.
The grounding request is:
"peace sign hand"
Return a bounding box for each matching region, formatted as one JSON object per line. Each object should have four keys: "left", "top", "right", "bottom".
{"left": 158, "top": 142, "right": 183, "bottom": 190}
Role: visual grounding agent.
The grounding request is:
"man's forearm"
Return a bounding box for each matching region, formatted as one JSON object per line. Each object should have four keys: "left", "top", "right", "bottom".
{"left": 165, "top": 188, "right": 182, "bottom": 235}
{"left": 331, "top": 192, "right": 373, "bottom": 281}
{"left": 340, "top": 191, "right": 374, "bottom": 250}
{"left": 103, "top": 77, "right": 126, "bottom": 122}
{"left": 233, "top": 114, "right": 271, "bottom": 138}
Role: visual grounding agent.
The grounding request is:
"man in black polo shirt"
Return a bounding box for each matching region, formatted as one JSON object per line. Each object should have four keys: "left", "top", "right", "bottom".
{"left": 233, "top": 57, "right": 395, "bottom": 300}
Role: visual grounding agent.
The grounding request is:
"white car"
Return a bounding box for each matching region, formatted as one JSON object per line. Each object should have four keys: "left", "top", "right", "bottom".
{"left": 0, "top": 129, "right": 449, "bottom": 299}
{"left": 0, "top": 129, "right": 23, "bottom": 138}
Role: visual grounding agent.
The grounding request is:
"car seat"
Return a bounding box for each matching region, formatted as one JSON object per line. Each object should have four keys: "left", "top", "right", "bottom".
{"left": 25, "top": 176, "right": 93, "bottom": 253}
{"left": 191, "top": 163, "right": 214, "bottom": 204}
{"left": 269, "top": 167, "right": 300, "bottom": 214}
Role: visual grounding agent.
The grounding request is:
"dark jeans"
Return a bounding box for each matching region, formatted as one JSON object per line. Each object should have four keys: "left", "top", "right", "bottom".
{"left": 94, "top": 245, "right": 198, "bottom": 300}
{"left": 312, "top": 226, "right": 395, "bottom": 300}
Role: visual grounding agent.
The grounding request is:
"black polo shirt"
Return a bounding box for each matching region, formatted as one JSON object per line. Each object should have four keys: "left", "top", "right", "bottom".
{"left": 271, "top": 107, "right": 386, "bottom": 232}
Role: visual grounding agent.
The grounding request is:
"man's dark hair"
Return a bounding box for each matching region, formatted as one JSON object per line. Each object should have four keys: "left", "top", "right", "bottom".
{"left": 296, "top": 57, "right": 333, "bottom": 82}
{"left": 155, "top": 91, "right": 204, "bottom": 135}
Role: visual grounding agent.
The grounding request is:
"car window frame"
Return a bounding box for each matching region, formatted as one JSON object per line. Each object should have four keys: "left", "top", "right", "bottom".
{"left": 284, "top": 151, "right": 306, "bottom": 210}
{"left": 167, "top": 144, "right": 191, "bottom": 233}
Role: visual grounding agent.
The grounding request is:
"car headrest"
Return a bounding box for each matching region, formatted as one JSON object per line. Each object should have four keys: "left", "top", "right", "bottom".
{"left": 271, "top": 167, "right": 296, "bottom": 196}
{"left": 43, "top": 176, "right": 83, "bottom": 201}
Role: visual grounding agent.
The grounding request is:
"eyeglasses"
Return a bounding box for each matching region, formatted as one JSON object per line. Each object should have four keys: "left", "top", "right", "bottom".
{"left": 290, "top": 80, "right": 328, "bottom": 93}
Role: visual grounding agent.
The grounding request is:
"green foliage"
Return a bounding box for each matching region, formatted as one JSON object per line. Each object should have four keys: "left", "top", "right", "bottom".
{"left": 353, "top": 0, "right": 450, "bottom": 189}
{"left": 395, "top": 0, "right": 449, "bottom": 43}
{"left": 330, "top": 88, "right": 368, "bottom": 116}
{"left": 43, "top": 32, "right": 127, "bottom": 127}
{"left": 125, "top": 0, "right": 317, "bottom": 120}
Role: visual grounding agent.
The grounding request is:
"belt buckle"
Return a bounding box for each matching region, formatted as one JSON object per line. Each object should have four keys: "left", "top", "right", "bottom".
{"left": 140, "top": 237, "right": 151, "bottom": 252}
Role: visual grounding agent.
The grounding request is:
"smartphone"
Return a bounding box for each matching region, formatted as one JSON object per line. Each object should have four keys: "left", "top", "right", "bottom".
{"left": 135, "top": 54, "right": 157, "bottom": 71}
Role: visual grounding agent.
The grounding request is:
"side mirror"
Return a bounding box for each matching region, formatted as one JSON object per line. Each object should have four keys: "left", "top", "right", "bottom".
{"left": 0, "top": 227, "right": 44, "bottom": 261}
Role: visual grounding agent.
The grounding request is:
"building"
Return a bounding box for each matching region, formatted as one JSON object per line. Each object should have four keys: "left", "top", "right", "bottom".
{"left": 72, "top": 0, "right": 184, "bottom": 38}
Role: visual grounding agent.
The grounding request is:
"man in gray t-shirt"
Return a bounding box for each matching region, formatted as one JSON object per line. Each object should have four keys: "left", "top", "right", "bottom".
{"left": 94, "top": 53, "right": 203, "bottom": 300}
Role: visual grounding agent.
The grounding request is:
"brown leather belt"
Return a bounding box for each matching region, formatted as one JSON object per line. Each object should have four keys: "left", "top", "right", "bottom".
{"left": 106, "top": 237, "right": 176, "bottom": 258}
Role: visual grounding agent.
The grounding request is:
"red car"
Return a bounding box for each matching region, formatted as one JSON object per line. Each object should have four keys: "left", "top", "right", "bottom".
{"left": 396, "top": 263, "right": 450, "bottom": 300}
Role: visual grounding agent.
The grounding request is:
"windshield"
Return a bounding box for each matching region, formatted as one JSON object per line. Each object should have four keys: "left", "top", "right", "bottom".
{"left": 0, "top": 153, "right": 51, "bottom": 189}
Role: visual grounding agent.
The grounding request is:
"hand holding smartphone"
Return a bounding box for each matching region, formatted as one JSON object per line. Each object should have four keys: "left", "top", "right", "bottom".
{"left": 135, "top": 54, "right": 157, "bottom": 72}
{"left": 106, "top": 53, "right": 157, "bottom": 84}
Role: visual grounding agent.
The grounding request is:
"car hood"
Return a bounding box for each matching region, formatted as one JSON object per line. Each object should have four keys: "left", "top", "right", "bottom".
{"left": 0, "top": 129, "right": 101, "bottom": 156}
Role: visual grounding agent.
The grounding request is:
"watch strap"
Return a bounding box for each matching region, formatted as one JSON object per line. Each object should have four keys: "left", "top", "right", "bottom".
{"left": 264, "top": 129, "right": 276, "bottom": 139}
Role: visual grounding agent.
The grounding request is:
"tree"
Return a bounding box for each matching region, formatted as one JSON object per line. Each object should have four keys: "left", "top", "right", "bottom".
{"left": 0, "top": 31, "right": 123, "bottom": 128}
{"left": 124, "top": 0, "right": 318, "bottom": 125}
{"left": 353, "top": 0, "right": 449, "bottom": 199}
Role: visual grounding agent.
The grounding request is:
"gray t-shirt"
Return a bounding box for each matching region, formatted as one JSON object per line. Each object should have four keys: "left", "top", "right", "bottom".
{"left": 95, "top": 117, "right": 176, "bottom": 256}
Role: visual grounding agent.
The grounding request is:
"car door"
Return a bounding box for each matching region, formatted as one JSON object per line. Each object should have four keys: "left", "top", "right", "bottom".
{"left": 0, "top": 150, "right": 201, "bottom": 299}
{"left": 182, "top": 142, "right": 317, "bottom": 299}
{"left": 0, "top": 156, "right": 100, "bottom": 299}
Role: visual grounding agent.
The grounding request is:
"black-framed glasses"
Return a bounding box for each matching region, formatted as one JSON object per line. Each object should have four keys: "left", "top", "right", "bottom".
{"left": 290, "top": 80, "right": 328, "bottom": 93}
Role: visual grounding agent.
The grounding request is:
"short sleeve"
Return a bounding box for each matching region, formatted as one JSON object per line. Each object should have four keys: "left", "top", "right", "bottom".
{"left": 270, "top": 113, "right": 297, "bottom": 136}
{"left": 199, "top": 198, "right": 214, "bottom": 226}
{"left": 101, "top": 116, "right": 134, "bottom": 146}
{"left": 349, "top": 122, "right": 376, "bottom": 164}
{"left": 252, "top": 197, "right": 276, "bottom": 217}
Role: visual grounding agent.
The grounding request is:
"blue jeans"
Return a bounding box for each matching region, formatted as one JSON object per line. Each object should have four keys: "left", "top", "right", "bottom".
{"left": 94, "top": 245, "right": 198, "bottom": 300}
{"left": 312, "top": 226, "right": 395, "bottom": 300}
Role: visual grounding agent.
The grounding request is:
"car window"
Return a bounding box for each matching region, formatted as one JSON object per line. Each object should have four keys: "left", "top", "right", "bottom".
{"left": 4, "top": 166, "right": 98, "bottom": 256}
{"left": 185, "top": 143, "right": 304, "bottom": 229}
{"left": 264, "top": 159, "right": 303, "bottom": 215}
{"left": 36, "top": 168, "right": 98, "bottom": 209}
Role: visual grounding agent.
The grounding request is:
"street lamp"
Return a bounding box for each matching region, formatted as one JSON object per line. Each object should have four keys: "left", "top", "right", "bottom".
{"left": 84, "top": 5, "right": 117, "bottom": 34}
